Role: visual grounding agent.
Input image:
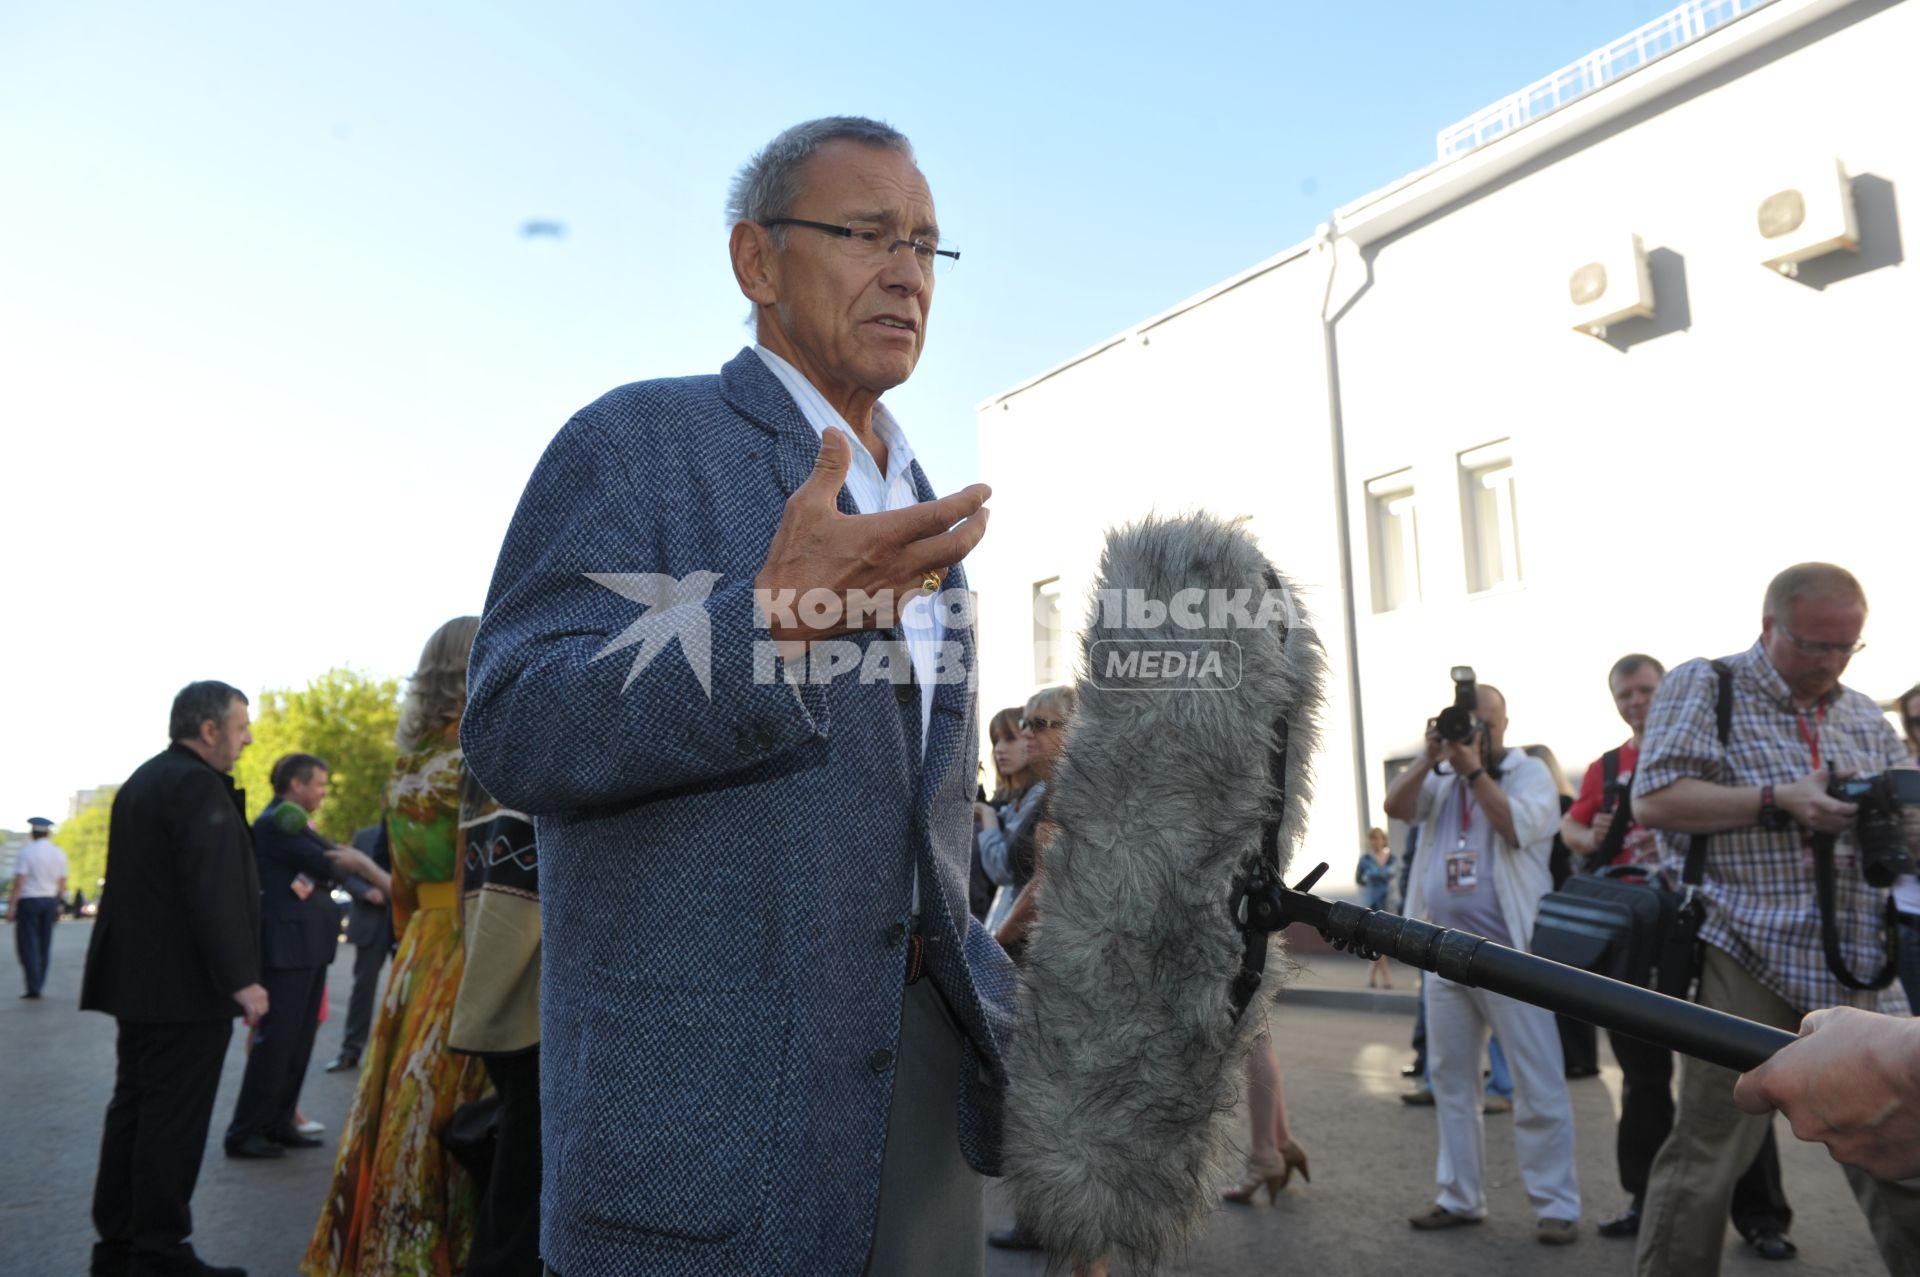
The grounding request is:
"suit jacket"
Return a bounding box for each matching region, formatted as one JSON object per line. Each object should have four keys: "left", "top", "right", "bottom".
{"left": 81, "top": 744, "right": 261, "bottom": 1022}
{"left": 252, "top": 799, "right": 342, "bottom": 969}
{"left": 463, "top": 348, "right": 1017, "bottom": 1277}
{"left": 340, "top": 821, "right": 394, "bottom": 950}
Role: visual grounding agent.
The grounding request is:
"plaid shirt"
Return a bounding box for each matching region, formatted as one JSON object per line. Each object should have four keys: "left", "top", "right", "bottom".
{"left": 1635, "top": 640, "right": 1910, "bottom": 1016}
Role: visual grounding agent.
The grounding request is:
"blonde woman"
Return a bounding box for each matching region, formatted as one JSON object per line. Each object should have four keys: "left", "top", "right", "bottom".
{"left": 305, "top": 617, "right": 491, "bottom": 1276}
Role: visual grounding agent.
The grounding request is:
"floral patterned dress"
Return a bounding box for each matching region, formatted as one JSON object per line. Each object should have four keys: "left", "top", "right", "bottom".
{"left": 303, "top": 724, "right": 490, "bottom": 1276}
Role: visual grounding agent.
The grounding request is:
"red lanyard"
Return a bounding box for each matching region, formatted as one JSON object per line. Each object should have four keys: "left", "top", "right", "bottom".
{"left": 1795, "top": 702, "right": 1828, "bottom": 769}
{"left": 1456, "top": 781, "right": 1475, "bottom": 847}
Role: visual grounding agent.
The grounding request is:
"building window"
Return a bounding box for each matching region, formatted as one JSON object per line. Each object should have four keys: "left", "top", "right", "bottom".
{"left": 1365, "top": 470, "right": 1421, "bottom": 613}
{"left": 1033, "top": 577, "right": 1064, "bottom": 683}
{"left": 1459, "top": 440, "right": 1521, "bottom": 593}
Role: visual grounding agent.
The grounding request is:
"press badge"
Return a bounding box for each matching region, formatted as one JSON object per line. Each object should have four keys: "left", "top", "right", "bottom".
{"left": 290, "top": 872, "right": 315, "bottom": 901}
{"left": 1445, "top": 849, "right": 1479, "bottom": 893}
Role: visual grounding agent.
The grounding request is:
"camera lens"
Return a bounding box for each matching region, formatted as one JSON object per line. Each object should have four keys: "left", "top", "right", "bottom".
{"left": 1435, "top": 706, "right": 1474, "bottom": 743}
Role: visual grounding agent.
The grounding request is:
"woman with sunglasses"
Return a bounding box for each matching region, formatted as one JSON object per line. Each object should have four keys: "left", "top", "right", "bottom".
{"left": 991, "top": 687, "right": 1076, "bottom": 958}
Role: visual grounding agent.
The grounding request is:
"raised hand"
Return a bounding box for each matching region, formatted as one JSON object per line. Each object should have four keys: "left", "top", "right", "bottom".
{"left": 753, "top": 430, "right": 990, "bottom": 645}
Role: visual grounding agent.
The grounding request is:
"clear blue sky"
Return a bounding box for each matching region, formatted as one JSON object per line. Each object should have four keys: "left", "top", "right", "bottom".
{"left": 0, "top": 0, "right": 1676, "bottom": 827}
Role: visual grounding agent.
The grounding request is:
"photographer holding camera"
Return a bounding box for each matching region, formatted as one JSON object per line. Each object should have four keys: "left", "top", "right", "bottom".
{"left": 1385, "top": 672, "right": 1582, "bottom": 1245}
{"left": 1631, "top": 563, "right": 1920, "bottom": 1276}
{"left": 1560, "top": 654, "right": 1794, "bottom": 1256}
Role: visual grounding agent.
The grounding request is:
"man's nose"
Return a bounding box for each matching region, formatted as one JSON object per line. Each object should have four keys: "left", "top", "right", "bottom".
{"left": 880, "top": 246, "right": 929, "bottom": 291}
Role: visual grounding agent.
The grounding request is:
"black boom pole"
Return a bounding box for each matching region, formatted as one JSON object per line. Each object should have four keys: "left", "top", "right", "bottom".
{"left": 1250, "top": 863, "right": 1795, "bottom": 1073}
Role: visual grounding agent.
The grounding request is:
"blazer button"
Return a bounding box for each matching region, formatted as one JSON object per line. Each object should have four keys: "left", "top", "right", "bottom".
{"left": 869, "top": 1048, "right": 894, "bottom": 1073}
{"left": 734, "top": 730, "right": 754, "bottom": 757}
{"left": 886, "top": 922, "right": 906, "bottom": 948}
{"left": 894, "top": 681, "right": 915, "bottom": 704}
{"left": 754, "top": 727, "right": 775, "bottom": 751}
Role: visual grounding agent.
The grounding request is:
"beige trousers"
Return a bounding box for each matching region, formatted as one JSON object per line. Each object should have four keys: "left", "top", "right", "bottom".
{"left": 1634, "top": 945, "right": 1920, "bottom": 1276}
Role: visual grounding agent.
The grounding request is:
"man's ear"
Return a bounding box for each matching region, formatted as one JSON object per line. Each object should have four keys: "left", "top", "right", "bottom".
{"left": 730, "top": 220, "right": 779, "bottom": 307}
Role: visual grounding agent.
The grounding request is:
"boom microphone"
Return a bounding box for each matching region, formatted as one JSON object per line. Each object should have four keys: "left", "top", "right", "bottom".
{"left": 1259, "top": 864, "right": 1796, "bottom": 1072}
{"left": 1002, "top": 512, "right": 1325, "bottom": 1269}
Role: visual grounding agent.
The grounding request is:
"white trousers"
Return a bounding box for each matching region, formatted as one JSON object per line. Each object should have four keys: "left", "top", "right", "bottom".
{"left": 1426, "top": 975, "right": 1581, "bottom": 1221}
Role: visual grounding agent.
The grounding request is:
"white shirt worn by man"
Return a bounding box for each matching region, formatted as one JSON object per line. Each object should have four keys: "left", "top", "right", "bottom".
{"left": 755, "top": 345, "right": 954, "bottom": 919}
{"left": 753, "top": 344, "right": 948, "bottom": 752}
{"left": 1403, "top": 751, "right": 1561, "bottom": 943}
{"left": 13, "top": 840, "right": 68, "bottom": 899}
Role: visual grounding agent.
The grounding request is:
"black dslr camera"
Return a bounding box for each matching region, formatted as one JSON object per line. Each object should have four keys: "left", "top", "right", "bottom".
{"left": 1827, "top": 771, "right": 1920, "bottom": 887}
{"left": 1435, "top": 666, "right": 1479, "bottom": 743}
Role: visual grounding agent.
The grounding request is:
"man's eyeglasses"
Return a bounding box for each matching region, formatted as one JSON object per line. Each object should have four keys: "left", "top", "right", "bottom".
{"left": 1779, "top": 628, "right": 1867, "bottom": 658}
{"left": 1020, "top": 716, "right": 1067, "bottom": 733}
{"left": 761, "top": 218, "right": 960, "bottom": 274}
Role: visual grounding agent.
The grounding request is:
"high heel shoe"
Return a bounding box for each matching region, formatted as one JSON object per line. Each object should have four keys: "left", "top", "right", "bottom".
{"left": 1278, "top": 1139, "right": 1310, "bottom": 1186}
{"left": 1221, "top": 1151, "right": 1288, "bottom": 1205}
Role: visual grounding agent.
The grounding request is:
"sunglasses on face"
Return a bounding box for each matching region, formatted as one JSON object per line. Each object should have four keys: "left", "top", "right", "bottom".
{"left": 1020, "top": 717, "right": 1067, "bottom": 733}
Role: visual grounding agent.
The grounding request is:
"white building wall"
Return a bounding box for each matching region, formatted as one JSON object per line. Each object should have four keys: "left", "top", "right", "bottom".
{"left": 974, "top": 251, "right": 1367, "bottom": 872}
{"left": 973, "top": 0, "right": 1918, "bottom": 879}
{"left": 1337, "top": 0, "right": 1919, "bottom": 801}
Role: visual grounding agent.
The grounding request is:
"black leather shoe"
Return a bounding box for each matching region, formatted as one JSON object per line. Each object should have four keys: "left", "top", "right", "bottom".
{"left": 1597, "top": 1206, "right": 1641, "bottom": 1238}
{"left": 324, "top": 1052, "right": 359, "bottom": 1073}
{"left": 987, "top": 1225, "right": 1043, "bottom": 1251}
{"left": 264, "top": 1127, "right": 324, "bottom": 1148}
{"left": 1748, "top": 1230, "right": 1797, "bottom": 1260}
{"left": 223, "top": 1133, "right": 286, "bottom": 1159}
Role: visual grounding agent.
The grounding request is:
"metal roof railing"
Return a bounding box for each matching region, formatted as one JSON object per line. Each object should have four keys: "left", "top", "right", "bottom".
{"left": 1436, "top": 0, "right": 1779, "bottom": 160}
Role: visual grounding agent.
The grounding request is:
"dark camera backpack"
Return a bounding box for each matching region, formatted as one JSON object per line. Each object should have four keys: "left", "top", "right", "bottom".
{"left": 1530, "top": 661, "right": 1730, "bottom": 999}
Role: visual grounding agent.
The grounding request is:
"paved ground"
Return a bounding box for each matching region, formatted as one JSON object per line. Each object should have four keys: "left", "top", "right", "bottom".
{"left": 0, "top": 924, "right": 1889, "bottom": 1275}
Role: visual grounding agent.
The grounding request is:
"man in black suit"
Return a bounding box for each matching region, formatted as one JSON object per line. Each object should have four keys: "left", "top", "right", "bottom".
{"left": 223, "top": 754, "right": 383, "bottom": 1159}
{"left": 82, "top": 681, "right": 265, "bottom": 1277}
{"left": 326, "top": 820, "right": 393, "bottom": 1074}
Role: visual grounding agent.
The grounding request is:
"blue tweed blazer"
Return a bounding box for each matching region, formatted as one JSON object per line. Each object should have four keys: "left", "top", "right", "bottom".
{"left": 463, "top": 349, "right": 1017, "bottom": 1277}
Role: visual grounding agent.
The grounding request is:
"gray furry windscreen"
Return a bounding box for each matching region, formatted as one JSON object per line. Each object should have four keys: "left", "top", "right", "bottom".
{"left": 1001, "top": 512, "right": 1326, "bottom": 1269}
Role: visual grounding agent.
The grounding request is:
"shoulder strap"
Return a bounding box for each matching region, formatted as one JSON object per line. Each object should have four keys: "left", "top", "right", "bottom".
{"left": 1812, "top": 835, "right": 1899, "bottom": 990}
{"left": 1581, "top": 746, "right": 1630, "bottom": 875}
{"left": 1681, "top": 660, "right": 1737, "bottom": 886}
{"left": 1712, "top": 659, "right": 1734, "bottom": 748}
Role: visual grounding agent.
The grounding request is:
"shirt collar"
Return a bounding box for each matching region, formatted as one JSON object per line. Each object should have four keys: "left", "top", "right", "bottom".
{"left": 752, "top": 344, "right": 915, "bottom": 486}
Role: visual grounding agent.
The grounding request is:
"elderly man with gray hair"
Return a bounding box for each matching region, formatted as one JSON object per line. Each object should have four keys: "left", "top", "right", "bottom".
{"left": 463, "top": 117, "right": 1013, "bottom": 1277}
{"left": 1631, "top": 563, "right": 1920, "bottom": 1274}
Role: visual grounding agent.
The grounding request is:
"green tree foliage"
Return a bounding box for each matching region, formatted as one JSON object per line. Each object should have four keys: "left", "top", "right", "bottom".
{"left": 234, "top": 669, "right": 402, "bottom": 843}
{"left": 52, "top": 788, "right": 116, "bottom": 896}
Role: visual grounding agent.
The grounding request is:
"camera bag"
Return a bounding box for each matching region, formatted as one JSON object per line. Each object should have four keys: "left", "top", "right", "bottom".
{"left": 1533, "top": 868, "right": 1675, "bottom": 984}
{"left": 1531, "top": 661, "right": 1732, "bottom": 999}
